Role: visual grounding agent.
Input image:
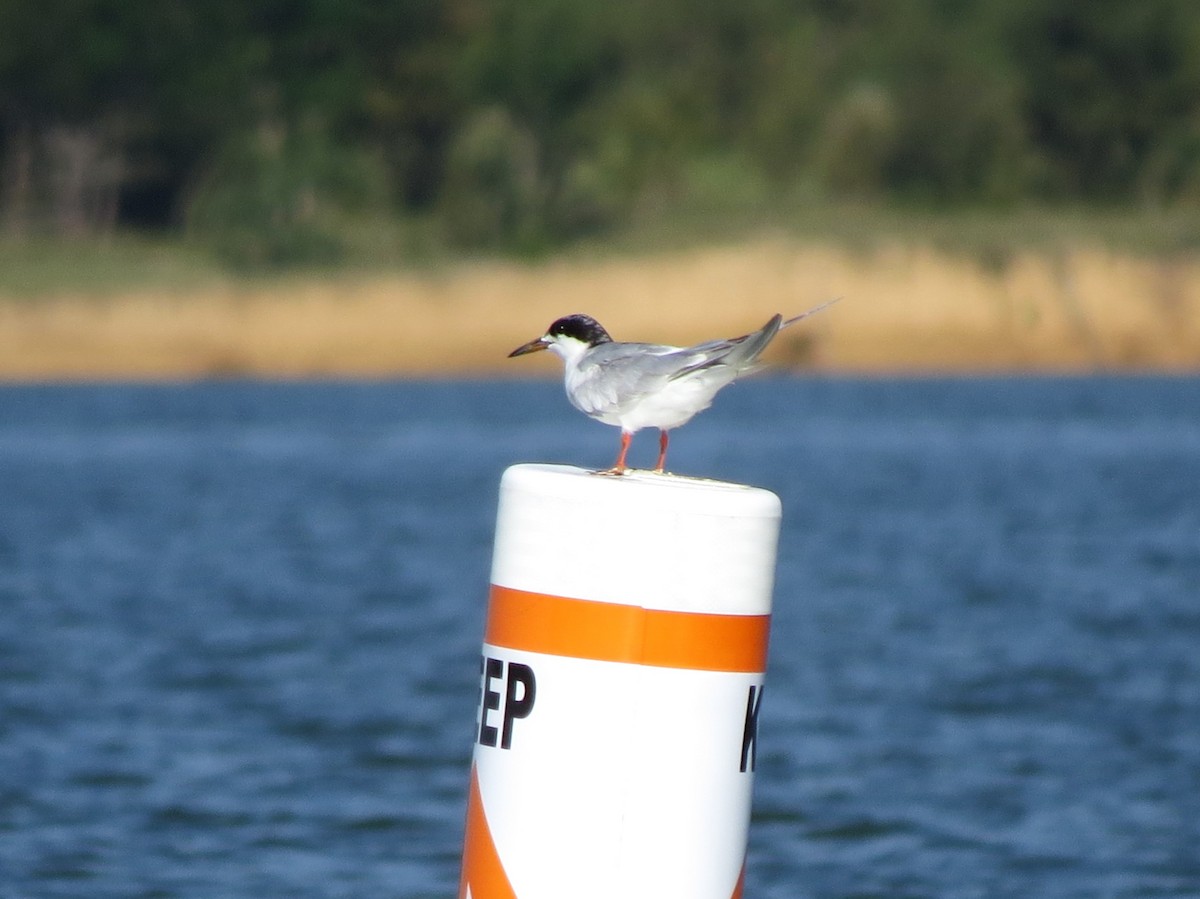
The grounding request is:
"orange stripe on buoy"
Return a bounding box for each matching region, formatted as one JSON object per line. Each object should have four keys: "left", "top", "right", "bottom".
{"left": 485, "top": 585, "right": 770, "bottom": 673}
{"left": 458, "top": 766, "right": 517, "bottom": 899}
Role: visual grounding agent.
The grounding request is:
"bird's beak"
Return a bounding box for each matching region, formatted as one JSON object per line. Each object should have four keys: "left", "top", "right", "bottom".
{"left": 508, "top": 336, "right": 550, "bottom": 358}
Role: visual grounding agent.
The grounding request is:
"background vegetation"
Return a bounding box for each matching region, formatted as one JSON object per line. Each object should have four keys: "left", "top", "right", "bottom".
{"left": 3, "top": 0, "right": 1200, "bottom": 270}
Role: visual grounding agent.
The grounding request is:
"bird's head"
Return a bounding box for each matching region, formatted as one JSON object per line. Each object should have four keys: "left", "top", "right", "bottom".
{"left": 508, "top": 314, "right": 613, "bottom": 363}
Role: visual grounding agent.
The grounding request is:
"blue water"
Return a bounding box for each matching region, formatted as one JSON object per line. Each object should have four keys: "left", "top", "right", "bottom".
{"left": 1, "top": 377, "right": 1198, "bottom": 898}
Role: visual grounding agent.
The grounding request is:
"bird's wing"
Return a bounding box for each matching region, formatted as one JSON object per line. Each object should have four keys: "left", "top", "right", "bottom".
{"left": 666, "top": 299, "right": 839, "bottom": 380}
{"left": 667, "top": 314, "right": 783, "bottom": 380}
{"left": 570, "top": 342, "right": 683, "bottom": 415}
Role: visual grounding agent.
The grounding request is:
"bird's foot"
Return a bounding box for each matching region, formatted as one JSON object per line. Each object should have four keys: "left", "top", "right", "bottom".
{"left": 592, "top": 466, "right": 629, "bottom": 477}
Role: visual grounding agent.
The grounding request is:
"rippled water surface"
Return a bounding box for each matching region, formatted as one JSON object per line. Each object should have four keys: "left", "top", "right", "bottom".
{"left": 1, "top": 377, "right": 1198, "bottom": 897}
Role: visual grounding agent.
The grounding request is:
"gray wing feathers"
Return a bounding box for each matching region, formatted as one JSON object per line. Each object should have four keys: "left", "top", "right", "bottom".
{"left": 569, "top": 300, "right": 838, "bottom": 413}
{"left": 663, "top": 297, "right": 838, "bottom": 381}
{"left": 667, "top": 314, "right": 783, "bottom": 380}
{"left": 570, "top": 342, "right": 683, "bottom": 414}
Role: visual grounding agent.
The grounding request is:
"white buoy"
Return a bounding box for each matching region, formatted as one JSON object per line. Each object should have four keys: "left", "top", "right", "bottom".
{"left": 459, "top": 464, "right": 781, "bottom": 899}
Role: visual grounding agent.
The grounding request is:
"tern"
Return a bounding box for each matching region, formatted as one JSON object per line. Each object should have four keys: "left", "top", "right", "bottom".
{"left": 508, "top": 299, "right": 837, "bottom": 474}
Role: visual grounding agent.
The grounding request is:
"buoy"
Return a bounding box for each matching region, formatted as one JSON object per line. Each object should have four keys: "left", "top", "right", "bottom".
{"left": 459, "top": 464, "right": 781, "bottom": 899}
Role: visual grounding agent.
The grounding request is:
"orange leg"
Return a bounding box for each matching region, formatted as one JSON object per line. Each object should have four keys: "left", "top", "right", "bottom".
{"left": 598, "top": 431, "right": 633, "bottom": 475}
{"left": 615, "top": 431, "right": 632, "bottom": 471}
{"left": 654, "top": 430, "right": 669, "bottom": 472}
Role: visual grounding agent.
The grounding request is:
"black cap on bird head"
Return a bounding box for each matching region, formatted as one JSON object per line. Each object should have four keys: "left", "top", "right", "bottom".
{"left": 508, "top": 313, "right": 613, "bottom": 356}
{"left": 546, "top": 314, "right": 612, "bottom": 347}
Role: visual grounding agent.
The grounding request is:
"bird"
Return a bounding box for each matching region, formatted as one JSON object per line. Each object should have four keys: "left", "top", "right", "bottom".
{"left": 507, "top": 299, "right": 837, "bottom": 474}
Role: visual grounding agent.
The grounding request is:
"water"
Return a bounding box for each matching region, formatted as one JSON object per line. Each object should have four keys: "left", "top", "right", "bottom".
{"left": 0, "top": 377, "right": 1197, "bottom": 898}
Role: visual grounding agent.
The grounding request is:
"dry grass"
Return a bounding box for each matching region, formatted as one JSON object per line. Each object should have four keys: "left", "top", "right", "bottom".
{"left": 1, "top": 236, "right": 1198, "bottom": 379}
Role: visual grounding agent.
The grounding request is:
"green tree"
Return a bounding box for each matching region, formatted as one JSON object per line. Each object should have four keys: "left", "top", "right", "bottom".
{"left": 1007, "top": 0, "right": 1200, "bottom": 200}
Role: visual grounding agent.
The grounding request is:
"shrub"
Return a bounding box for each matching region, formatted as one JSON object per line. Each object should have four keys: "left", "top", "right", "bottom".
{"left": 185, "top": 124, "right": 389, "bottom": 270}
{"left": 437, "top": 108, "right": 543, "bottom": 249}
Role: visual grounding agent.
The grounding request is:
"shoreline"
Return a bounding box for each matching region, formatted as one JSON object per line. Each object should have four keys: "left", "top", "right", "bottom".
{"left": 1, "top": 238, "right": 1197, "bottom": 380}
